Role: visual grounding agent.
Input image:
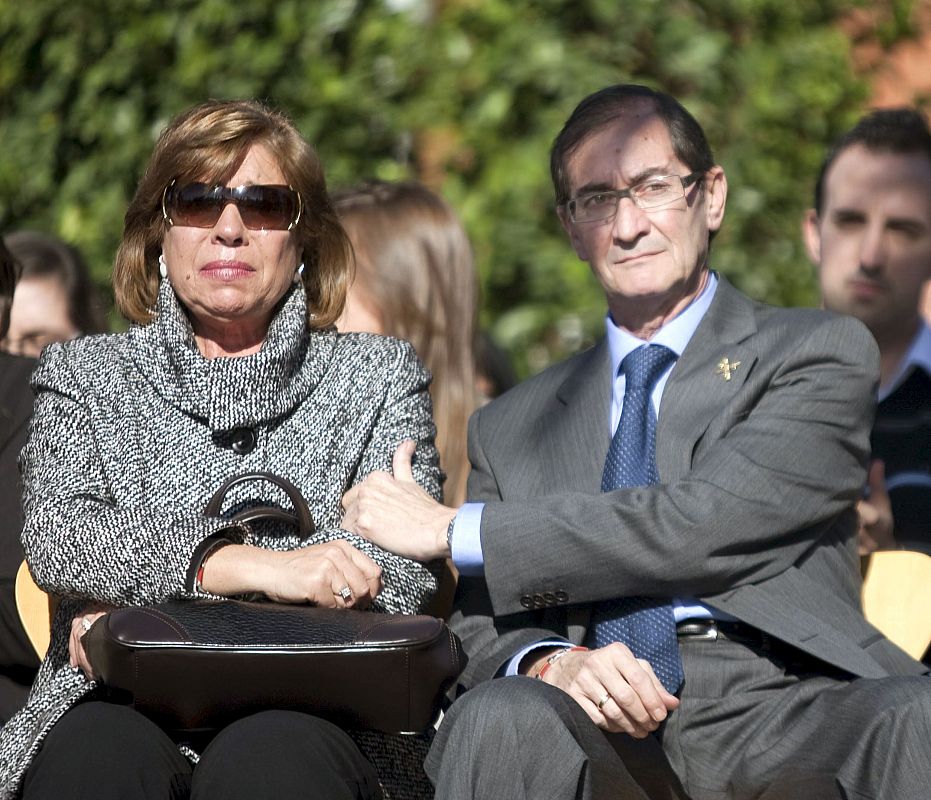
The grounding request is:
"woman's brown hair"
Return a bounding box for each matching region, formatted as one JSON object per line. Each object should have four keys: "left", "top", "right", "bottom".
{"left": 333, "top": 181, "right": 478, "bottom": 506}
{"left": 114, "top": 99, "right": 351, "bottom": 328}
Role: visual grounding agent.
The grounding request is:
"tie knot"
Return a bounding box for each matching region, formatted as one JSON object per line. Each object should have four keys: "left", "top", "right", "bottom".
{"left": 621, "top": 344, "right": 677, "bottom": 391}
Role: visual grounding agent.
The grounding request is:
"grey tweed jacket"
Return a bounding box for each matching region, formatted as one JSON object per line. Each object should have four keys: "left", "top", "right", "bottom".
{"left": 0, "top": 280, "right": 442, "bottom": 799}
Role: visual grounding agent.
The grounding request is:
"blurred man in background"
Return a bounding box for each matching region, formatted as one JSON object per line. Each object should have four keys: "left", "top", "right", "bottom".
{"left": 0, "top": 237, "right": 40, "bottom": 722}
{"left": 804, "top": 108, "right": 931, "bottom": 555}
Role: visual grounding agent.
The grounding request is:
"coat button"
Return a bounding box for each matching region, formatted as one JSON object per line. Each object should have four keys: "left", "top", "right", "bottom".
{"left": 520, "top": 595, "right": 534, "bottom": 609}
{"left": 544, "top": 592, "right": 556, "bottom": 606}
{"left": 532, "top": 593, "right": 545, "bottom": 608}
{"left": 555, "top": 590, "right": 569, "bottom": 604}
{"left": 230, "top": 427, "right": 257, "bottom": 455}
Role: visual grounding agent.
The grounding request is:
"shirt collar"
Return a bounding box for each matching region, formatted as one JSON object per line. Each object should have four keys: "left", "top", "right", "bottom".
{"left": 879, "top": 321, "right": 931, "bottom": 400}
{"left": 606, "top": 271, "right": 718, "bottom": 378}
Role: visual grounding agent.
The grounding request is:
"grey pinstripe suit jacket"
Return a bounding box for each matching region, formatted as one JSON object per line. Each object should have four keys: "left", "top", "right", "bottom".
{"left": 451, "top": 276, "right": 926, "bottom": 692}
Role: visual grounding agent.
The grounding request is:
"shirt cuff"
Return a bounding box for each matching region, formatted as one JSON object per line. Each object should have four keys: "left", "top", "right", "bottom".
{"left": 502, "top": 640, "right": 572, "bottom": 677}
{"left": 450, "top": 502, "right": 485, "bottom": 576}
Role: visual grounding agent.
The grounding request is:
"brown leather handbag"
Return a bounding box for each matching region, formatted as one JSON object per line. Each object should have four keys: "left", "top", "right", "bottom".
{"left": 83, "top": 473, "right": 464, "bottom": 735}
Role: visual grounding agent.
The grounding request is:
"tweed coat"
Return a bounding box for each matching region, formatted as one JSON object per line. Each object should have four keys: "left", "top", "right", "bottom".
{"left": 0, "top": 280, "right": 443, "bottom": 799}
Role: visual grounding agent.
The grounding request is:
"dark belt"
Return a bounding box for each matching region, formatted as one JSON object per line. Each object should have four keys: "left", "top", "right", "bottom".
{"left": 675, "top": 618, "right": 771, "bottom": 649}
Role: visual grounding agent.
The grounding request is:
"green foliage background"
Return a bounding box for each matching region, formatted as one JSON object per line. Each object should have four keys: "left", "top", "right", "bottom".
{"left": 0, "top": 0, "right": 912, "bottom": 375}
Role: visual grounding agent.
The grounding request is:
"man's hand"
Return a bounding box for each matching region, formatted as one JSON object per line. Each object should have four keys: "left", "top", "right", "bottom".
{"left": 528, "top": 644, "right": 679, "bottom": 738}
{"left": 341, "top": 440, "right": 458, "bottom": 562}
{"left": 857, "top": 460, "right": 896, "bottom": 555}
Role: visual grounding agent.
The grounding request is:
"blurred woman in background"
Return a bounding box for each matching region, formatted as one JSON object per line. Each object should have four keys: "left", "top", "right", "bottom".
{"left": 333, "top": 180, "right": 479, "bottom": 507}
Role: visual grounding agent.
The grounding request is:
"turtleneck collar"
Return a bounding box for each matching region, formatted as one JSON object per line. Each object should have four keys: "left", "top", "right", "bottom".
{"left": 129, "top": 279, "right": 335, "bottom": 431}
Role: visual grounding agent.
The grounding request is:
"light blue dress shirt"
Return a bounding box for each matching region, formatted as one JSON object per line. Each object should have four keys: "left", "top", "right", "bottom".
{"left": 450, "top": 272, "right": 730, "bottom": 674}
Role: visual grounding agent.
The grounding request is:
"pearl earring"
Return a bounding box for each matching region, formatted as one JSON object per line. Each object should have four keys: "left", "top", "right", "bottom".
{"left": 158, "top": 253, "right": 168, "bottom": 280}
{"left": 293, "top": 262, "right": 305, "bottom": 284}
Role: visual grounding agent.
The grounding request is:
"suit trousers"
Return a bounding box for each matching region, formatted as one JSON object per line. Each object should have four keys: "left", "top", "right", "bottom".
{"left": 21, "top": 702, "right": 383, "bottom": 799}
{"left": 427, "top": 635, "right": 931, "bottom": 800}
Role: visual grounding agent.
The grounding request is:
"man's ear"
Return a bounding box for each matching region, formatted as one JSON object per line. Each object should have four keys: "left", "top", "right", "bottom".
{"left": 556, "top": 205, "right": 589, "bottom": 262}
{"left": 802, "top": 208, "right": 822, "bottom": 265}
{"left": 703, "top": 166, "right": 727, "bottom": 233}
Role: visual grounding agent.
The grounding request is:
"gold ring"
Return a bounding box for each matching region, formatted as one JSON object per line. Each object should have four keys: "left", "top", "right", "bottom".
{"left": 597, "top": 693, "right": 611, "bottom": 711}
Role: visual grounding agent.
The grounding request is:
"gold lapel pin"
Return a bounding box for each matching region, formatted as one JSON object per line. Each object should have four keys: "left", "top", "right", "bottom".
{"left": 715, "top": 357, "right": 741, "bottom": 381}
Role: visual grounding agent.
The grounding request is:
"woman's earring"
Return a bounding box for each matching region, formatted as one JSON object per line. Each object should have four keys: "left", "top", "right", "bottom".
{"left": 293, "top": 262, "right": 305, "bottom": 284}
{"left": 158, "top": 253, "right": 168, "bottom": 280}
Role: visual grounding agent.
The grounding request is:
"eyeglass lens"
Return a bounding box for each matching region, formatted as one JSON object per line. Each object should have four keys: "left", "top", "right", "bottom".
{"left": 570, "top": 174, "right": 699, "bottom": 222}
{"left": 165, "top": 183, "right": 300, "bottom": 230}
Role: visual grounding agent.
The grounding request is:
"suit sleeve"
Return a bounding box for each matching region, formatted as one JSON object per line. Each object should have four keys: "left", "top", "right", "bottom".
{"left": 448, "top": 410, "right": 573, "bottom": 688}
{"left": 475, "top": 314, "right": 878, "bottom": 618}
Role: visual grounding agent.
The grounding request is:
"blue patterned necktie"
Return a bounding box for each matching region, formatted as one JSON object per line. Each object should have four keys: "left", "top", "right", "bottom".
{"left": 585, "top": 343, "right": 684, "bottom": 694}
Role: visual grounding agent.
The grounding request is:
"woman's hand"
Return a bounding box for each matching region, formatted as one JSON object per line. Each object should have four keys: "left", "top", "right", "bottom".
{"left": 341, "top": 440, "right": 457, "bottom": 561}
{"left": 69, "top": 605, "right": 116, "bottom": 679}
{"left": 201, "top": 542, "right": 383, "bottom": 608}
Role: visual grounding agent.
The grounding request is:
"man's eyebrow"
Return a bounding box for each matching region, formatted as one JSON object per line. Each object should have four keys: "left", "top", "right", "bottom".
{"left": 830, "top": 207, "right": 865, "bottom": 219}
{"left": 574, "top": 167, "right": 673, "bottom": 196}
{"left": 575, "top": 181, "right": 616, "bottom": 196}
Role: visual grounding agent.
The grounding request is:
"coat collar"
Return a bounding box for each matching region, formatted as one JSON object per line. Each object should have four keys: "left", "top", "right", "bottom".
{"left": 130, "top": 280, "right": 335, "bottom": 431}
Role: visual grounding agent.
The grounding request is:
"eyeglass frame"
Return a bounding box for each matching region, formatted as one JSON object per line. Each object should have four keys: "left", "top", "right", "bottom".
{"left": 563, "top": 170, "right": 706, "bottom": 224}
{"left": 161, "top": 180, "right": 303, "bottom": 231}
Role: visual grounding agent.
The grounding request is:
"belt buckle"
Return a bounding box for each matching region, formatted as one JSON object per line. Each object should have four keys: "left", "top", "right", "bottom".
{"left": 693, "top": 620, "right": 719, "bottom": 641}
{"left": 678, "top": 619, "right": 719, "bottom": 640}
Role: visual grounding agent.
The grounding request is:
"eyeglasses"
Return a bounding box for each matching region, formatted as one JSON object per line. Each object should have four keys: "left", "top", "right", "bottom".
{"left": 162, "top": 181, "right": 302, "bottom": 231}
{"left": 565, "top": 171, "right": 705, "bottom": 223}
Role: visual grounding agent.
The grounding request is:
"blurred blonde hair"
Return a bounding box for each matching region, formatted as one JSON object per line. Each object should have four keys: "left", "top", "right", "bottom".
{"left": 114, "top": 99, "right": 351, "bottom": 328}
{"left": 333, "top": 181, "right": 478, "bottom": 505}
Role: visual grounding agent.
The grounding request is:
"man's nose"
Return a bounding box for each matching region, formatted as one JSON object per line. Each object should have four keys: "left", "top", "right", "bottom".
{"left": 858, "top": 226, "right": 886, "bottom": 273}
{"left": 611, "top": 197, "right": 650, "bottom": 243}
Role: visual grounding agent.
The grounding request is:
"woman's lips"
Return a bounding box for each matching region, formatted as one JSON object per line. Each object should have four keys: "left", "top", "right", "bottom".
{"left": 200, "top": 261, "right": 254, "bottom": 281}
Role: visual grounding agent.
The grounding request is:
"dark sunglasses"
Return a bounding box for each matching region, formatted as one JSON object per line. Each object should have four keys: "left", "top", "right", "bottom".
{"left": 161, "top": 181, "right": 302, "bottom": 231}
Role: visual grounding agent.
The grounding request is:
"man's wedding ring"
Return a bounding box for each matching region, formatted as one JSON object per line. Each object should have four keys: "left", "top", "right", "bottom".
{"left": 338, "top": 586, "right": 353, "bottom": 601}
{"left": 597, "top": 693, "right": 612, "bottom": 711}
{"left": 80, "top": 617, "right": 93, "bottom": 633}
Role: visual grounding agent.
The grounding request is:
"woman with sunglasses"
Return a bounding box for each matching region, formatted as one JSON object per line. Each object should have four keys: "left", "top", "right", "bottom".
{"left": 0, "top": 100, "right": 443, "bottom": 800}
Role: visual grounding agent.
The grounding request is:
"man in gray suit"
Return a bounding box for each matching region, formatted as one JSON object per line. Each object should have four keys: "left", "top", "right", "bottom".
{"left": 342, "top": 84, "right": 931, "bottom": 799}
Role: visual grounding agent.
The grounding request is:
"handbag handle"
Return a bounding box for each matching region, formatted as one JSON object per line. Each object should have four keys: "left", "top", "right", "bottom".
{"left": 204, "top": 472, "right": 316, "bottom": 538}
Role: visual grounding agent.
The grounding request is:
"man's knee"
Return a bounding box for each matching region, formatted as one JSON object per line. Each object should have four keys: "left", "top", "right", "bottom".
{"left": 442, "top": 677, "right": 585, "bottom": 742}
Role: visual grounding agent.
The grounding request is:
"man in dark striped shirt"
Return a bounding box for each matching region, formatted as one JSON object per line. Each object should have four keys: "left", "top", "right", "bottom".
{"left": 805, "top": 108, "right": 931, "bottom": 555}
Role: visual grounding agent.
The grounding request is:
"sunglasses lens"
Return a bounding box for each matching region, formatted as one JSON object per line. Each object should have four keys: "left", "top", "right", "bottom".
{"left": 236, "top": 185, "right": 298, "bottom": 230}
{"left": 166, "top": 184, "right": 299, "bottom": 230}
{"left": 168, "top": 184, "right": 225, "bottom": 227}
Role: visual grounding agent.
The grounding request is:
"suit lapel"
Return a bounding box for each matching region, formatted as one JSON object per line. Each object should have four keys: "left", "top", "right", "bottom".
{"left": 537, "top": 341, "right": 612, "bottom": 494}
{"left": 657, "top": 277, "right": 759, "bottom": 481}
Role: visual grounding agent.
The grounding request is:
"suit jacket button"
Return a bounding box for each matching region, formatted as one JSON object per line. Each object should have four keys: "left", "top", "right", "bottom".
{"left": 231, "top": 427, "right": 257, "bottom": 455}
{"left": 532, "top": 593, "right": 545, "bottom": 608}
{"left": 555, "top": 590, "right": 568, "bottom": 603}
{"left": 543, "top": 592, "right": 556, "bottom": 605}
{"left": 520, "top": 596, "right": 534, "bottom": 609}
